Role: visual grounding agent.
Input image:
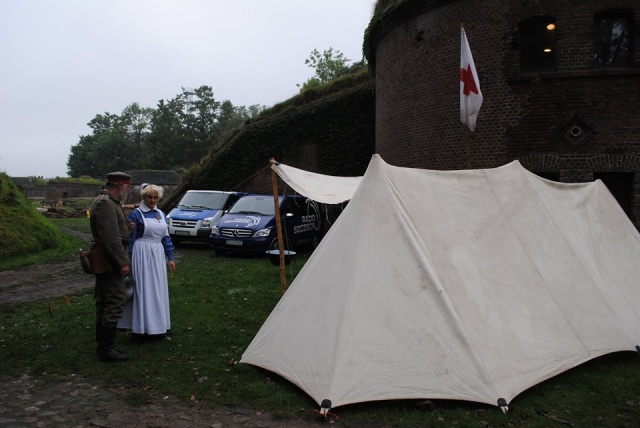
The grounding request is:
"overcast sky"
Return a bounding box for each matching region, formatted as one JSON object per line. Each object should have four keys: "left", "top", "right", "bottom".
{"left": 0, "top": 0, "right": 374, "bottom": 178}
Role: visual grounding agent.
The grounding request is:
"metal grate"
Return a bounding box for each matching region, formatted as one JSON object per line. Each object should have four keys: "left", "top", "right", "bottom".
{"left": 171, "top": 219, "right": 197, "bottom": 229}
{"left": 220, "top": 228, "right": 253, "bottom": 238}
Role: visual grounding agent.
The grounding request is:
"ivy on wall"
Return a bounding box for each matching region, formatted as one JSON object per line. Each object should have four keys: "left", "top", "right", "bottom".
{"left": 178, "top": 80, "right": 376, "bottom": 196}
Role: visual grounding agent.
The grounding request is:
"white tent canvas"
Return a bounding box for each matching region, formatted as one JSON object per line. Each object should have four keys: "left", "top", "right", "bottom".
{"left": 271, "top": 161, "right": 362, "bottom": 204}
{"left": 241, "top": 154, "right": 640, "bottom": 410}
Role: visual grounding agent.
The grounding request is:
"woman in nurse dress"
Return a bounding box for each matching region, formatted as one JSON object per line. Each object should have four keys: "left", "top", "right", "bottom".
{"left": 118, "top": 183, "right": 176, "bottom": 339}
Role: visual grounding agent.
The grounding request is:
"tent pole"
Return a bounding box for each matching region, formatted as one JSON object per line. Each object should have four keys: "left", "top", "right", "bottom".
{"left": 465, "top": 130, "right": 471, "bottom": 169}
{"left": 270, "top": 158, "right": 287, "bottom": 293}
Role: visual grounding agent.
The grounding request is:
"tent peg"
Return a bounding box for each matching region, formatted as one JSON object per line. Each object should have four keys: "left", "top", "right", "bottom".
{"left": 319, "top": 399, "right": 332, "bottom": 419}
{"left": 497, "top": 397, "right": 508, "bottom": 414}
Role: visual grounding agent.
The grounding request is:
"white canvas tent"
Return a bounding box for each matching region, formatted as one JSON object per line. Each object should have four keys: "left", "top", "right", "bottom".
{"left": 241, "top": 154, "right": 640, "bottom": 411}
{"left": 271, "top": 161, "right": 362, "bottom": 204}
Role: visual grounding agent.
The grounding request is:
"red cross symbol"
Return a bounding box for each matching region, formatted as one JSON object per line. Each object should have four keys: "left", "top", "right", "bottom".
{"left": 460, "top": 64, "right": 479, "bottom": 96}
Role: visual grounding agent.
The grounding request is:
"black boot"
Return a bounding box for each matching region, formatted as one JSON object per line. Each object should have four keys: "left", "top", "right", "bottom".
{"left": 96, "top": 323, "right": 125, "bottom": 354}
{"left": 98, "top": 325, "right": 129, "bottom": 362}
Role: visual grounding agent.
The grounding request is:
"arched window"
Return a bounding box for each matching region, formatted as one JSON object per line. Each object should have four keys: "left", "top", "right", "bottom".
{"left": 519, "top": 16, "right": 557, "bottom": 73}
{"left": 595, "top": 10, "right": 634, "bottom": 67}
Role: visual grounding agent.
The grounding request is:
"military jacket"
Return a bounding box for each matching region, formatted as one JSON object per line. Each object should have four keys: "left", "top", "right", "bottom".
{"left": 90, "top": 190, "right": 130, "bottom": 269}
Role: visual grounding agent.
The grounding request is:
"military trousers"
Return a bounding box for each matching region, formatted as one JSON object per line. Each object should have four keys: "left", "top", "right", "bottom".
{"left": 95, "top": 270, "right": 127, "bottom": 327}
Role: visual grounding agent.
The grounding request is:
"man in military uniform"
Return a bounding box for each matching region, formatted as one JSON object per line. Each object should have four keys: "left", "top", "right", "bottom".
{"left": 90, "top": 171, "right": 132, "bottom": 362}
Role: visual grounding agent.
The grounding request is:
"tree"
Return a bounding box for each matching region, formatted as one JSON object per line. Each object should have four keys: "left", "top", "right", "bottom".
{"left": 87, "top": 113, "right": 119, "bottom": 134}
{"left": 68, "top": 108, "right": 141, "bottom": 177}
{"left": 67, "top": 105, "right": 151, "bottom": 177}
{"left": 180, "top": 85, "right": 221, "bottom": 162}
{"left": 146, "top": 98, "right": 186, "bottom": 170}
{"left": 216, "top": 101, "right": 266, "bottom": 140}
{"left": 67, "top": 134, "right": 98, "bottom": 177}
{"left": 67, "top": 87, "right": 267, "bottom": 177}
{"left": 120, "top": 103, "right": 153, "bottom": 169}
{"left": 89, "top": 127, "right": 136, "bottom": 175}
{"left": 298, "top": 47, "right": 360, "bottom": 91}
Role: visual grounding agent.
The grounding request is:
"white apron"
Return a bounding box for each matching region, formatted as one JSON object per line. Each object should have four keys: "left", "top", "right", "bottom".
{"left": 118, "top": 210, "right": 171, "bottom": 334}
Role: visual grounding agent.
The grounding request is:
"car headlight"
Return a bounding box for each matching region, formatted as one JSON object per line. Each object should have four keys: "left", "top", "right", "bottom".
{"left": 201, "top": 217, "right": 214, "bottom": 229}
{"left": 253, "top": 227, "right": 271, "bottom": 238}
{"left": 211, "top": 226, "right": 220, "bottom": 235}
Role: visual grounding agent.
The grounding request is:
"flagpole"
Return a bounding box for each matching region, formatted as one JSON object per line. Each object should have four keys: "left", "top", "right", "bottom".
{"left": 462, "top": 25, "right": 469, "bottom": 169}
{"left": 460, "top": 25, "right": 482, "bottom": 168}
{"left": 466, "top": 131, "right": 471, "bottom": 169}
{"left": 463, "top": 25, "right": 470, "bottom": 169}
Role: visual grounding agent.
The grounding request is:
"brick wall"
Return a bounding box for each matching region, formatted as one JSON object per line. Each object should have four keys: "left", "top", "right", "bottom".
{"left": 373, "top": 0, "right": 640, "bottom": 227}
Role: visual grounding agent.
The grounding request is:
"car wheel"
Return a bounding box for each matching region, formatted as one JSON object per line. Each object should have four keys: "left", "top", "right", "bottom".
{"left": 269, "top": 237, "right": 292, "bottom": 252}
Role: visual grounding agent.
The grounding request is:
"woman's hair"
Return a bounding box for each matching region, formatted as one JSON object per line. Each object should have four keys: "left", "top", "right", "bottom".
{"left": 140, "top": 183, "right": 164, "bottom": 199}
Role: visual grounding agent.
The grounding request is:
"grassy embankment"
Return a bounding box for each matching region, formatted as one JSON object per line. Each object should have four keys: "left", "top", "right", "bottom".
{"left": 0, "top": 173, "right": 88, "bottom": 269}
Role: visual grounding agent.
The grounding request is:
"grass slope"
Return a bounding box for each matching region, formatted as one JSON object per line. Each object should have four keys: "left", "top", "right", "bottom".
{"left": 0, "top": 173, "right": 63, "bottom": 261}
{"left": 0, "top": 174, "right": 88, "bottom": 269}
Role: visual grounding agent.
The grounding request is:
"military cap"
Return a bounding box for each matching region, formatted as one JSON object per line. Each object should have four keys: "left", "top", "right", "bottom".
{"left": 106, "top": 171, "right": 131, "bottom": 184}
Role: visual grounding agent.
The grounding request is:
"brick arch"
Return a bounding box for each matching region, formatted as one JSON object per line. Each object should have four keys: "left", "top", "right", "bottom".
{"left": 517, "top": 154, "right": 564, "bottom": 172}
{"left": 588, "top": 154, "right": 640, "bottom": 172}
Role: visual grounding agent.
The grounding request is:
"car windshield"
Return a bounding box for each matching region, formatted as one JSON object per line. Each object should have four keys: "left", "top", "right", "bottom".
{"left": 228, "top": 196, "right": 277, "bottom": 216}
{"left": 178, "top": 192, "right": 229, "bottom": 210}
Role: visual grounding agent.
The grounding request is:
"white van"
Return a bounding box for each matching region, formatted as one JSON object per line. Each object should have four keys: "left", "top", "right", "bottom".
{"left": 166, "top": 190, "right": 246, "bottom": 244}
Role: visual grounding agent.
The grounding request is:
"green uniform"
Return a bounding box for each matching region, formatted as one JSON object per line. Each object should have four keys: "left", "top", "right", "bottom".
{"left": 90, "top": 190, "right": 130, "bottom": 326}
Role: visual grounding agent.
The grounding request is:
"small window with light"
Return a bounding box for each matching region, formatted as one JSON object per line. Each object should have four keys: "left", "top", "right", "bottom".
{"left": 519, "top": 16, "right": 557, "bottom": 73}
{"left": 594, "top": 10, "right": 634, "bottom": 67}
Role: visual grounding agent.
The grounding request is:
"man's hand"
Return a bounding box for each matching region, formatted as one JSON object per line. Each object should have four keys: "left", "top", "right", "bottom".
{"left": 120, "top": 265, "right": 130, "bottom": 276}
{"left": 168, "top": 261, "right": 176, "bottom": 272}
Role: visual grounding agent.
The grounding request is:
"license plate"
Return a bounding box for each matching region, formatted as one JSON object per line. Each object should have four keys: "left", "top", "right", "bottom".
{"left": 226, "top": 240, "right": 243, "bottom": 246}
{"left": 175, "top": 230, "right": 191, "bottom": 236}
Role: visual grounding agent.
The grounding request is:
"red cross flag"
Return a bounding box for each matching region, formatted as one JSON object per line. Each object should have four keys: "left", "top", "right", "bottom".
{"left": 460, "top": 27, "right": 483, "bottom": 132}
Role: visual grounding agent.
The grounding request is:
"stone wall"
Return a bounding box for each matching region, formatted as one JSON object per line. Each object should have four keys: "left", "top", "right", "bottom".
{"left": 372, "top": 0, "right": 640, "bottom": 227}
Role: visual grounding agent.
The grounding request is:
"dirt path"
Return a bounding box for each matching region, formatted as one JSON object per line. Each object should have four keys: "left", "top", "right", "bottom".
{"left": 0, "top": 230, "right": 328, "bottom": 427}
{"left": 0, "top": 259, "right": 94, "bottom": 305}
{"left": 0, "top": 372, "right": 318, "bottom": 427}
{"left": 0, "top": 228, "right": 95, "bottom": 305}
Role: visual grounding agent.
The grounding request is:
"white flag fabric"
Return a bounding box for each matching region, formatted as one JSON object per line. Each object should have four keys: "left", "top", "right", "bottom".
{"left": 460, "top": 27, "right": 483, "bottom": 131}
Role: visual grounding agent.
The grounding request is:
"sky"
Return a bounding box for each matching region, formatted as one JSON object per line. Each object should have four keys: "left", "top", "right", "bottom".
{"left": 0, "top": 0, "right": 375, "bottom": 178}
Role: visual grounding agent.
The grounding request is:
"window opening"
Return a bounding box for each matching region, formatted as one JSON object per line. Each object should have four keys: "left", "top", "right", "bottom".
{"left": 519, "top": 16, "right": 557, "bottom": 73}
{"left": 594, "top": 10, "right": 634, "bottom": 67}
